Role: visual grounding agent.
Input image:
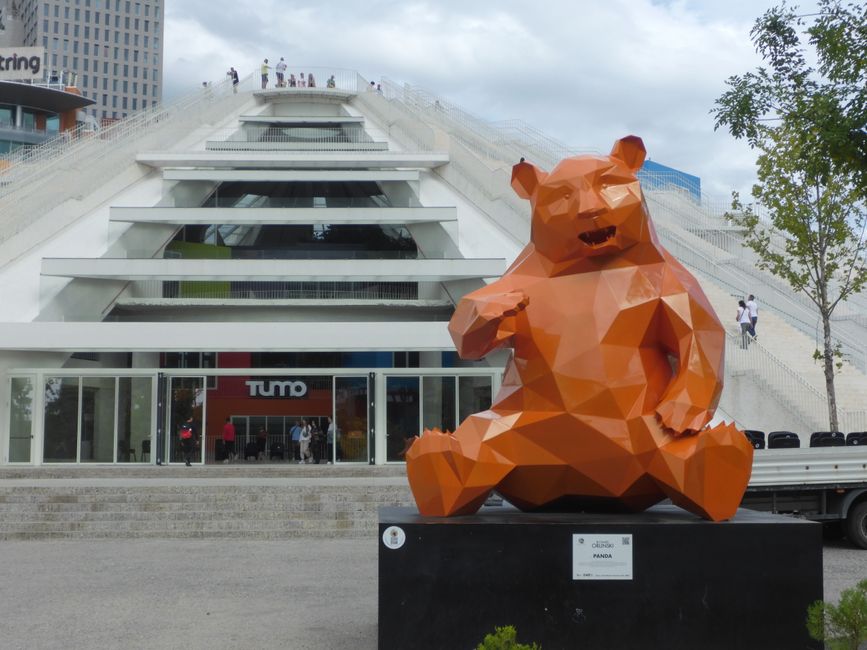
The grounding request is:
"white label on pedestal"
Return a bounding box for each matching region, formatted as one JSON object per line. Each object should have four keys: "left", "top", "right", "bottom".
{"left": 572, "top": 534, "right": 633, "bottom": 580}
{"left": 382, "top": 526, "right": 406, "bottom": 549}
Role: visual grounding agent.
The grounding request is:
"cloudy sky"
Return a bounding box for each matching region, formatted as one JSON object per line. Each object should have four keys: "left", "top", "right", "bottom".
{"left": 162, "top": 0, "right": 819, "bottom": 199}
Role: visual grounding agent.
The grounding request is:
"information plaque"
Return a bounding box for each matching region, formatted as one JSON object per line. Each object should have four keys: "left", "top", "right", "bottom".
{"left": 572, "top": 533, "right": 633, "bottom": 580}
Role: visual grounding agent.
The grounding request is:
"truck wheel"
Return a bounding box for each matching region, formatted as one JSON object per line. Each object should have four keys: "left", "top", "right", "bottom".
{"left": 846, "top": 502, "right": 867, "bottom": 549}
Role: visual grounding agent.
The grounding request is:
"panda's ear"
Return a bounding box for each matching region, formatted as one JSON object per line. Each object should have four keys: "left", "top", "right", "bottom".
{"left": 610, "top": 136, "right": 646, "bottom": 172}
{"left": 511, "top": 159, "right": 548, "bottom": 200}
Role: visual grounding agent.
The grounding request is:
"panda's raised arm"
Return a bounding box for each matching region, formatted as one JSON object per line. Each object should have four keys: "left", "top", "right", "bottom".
{"left": 447, "top": 280, "right": 530, "bottom": 360}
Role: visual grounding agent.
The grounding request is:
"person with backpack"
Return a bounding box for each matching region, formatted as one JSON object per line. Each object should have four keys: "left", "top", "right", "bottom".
{"left": 179, "top": 416, "right": 197, "bottom": 466}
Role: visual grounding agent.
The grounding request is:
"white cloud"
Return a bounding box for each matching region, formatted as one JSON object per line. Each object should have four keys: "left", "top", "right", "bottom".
{"left": 163, "top": 0, "right": 820, "bottom": 200}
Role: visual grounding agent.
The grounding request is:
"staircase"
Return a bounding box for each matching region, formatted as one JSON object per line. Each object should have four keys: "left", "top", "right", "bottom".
{"left": 0, "top": 465, "right": 414, "bottom": 540}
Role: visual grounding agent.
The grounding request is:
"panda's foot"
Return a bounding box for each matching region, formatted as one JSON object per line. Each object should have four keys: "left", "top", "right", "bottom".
{"left": 647, "top": 422, "right": 754, "bottom": 521}
{"left": 406, "top": 429, "right": 505, "bottom": 516}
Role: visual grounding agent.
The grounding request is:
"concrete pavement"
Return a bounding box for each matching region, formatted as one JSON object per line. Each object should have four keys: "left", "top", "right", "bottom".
{"left": 1, "top": 537, "right": 865, "bottom": 649}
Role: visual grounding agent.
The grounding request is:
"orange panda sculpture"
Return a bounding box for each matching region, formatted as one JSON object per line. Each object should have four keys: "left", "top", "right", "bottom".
{"left": 406, "top": 136, "right": 753, "bottom": 521}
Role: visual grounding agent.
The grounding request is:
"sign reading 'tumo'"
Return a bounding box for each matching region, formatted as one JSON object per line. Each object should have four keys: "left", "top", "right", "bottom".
{"left": 0, "top": 47, "right": 44, "bottom": 81}
{"left": 245, "top": 379, "right": 308, "bottom": 398}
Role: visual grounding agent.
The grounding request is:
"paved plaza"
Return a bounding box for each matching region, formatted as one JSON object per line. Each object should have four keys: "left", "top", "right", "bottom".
{"left": 0, "top": 536, "right": 863, "bottom": 649}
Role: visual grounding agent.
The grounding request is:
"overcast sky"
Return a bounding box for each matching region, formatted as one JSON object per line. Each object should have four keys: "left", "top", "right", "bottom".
{"left": 162, "top": 0, "right": 819, "bottom": 199}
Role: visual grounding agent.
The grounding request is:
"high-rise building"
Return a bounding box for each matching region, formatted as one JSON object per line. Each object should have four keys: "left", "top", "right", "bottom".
{"left": 0, "top": 0, "right": 163, "bottom": 121}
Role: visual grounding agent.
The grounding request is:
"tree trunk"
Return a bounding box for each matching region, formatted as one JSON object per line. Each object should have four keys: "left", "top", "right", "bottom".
{"left": 821, "top": 312, "right": 839, "bottom": 432}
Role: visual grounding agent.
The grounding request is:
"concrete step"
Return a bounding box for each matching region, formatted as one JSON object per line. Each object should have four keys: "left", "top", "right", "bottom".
{"left": 0, "top": 467, "right": 416, "bottom": 540}
{"left": 696, "top": 271, "right": 867, "bottom": 411}
{"left": 0, "top": 463, "right": 408, "bottom": 480}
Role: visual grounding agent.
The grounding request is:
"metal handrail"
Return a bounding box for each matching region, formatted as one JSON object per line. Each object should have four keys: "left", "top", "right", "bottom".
{"left": 0, "top": 73, "right": 260, "bottom": 248}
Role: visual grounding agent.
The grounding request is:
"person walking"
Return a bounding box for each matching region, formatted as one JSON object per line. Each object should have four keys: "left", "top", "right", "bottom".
{"left": 746, "top": 294, "right": 759, "bottom": 339}
{"left": 260, "top": 59, "right": 271, "bottom": 89}
{"left": 737, "top": 300, "right": 752, "bottom": 349}
{"left": 179, "top": 416, "right": 197, "bottom": 467}
{"left": 227, "top": 67, "right": 239, "bottom": 93}
{"left": 222, "top": 417, "right": 236, "bottom": 463}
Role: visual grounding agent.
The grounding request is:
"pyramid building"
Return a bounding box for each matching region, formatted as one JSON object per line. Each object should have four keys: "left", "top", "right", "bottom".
{"left": 0, "top": 68, "right": 865, "bottom": 467}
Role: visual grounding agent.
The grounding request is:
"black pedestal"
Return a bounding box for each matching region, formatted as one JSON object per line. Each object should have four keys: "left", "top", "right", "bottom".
{"left": 378, "top": 505, "right": 822, "bottom": 650}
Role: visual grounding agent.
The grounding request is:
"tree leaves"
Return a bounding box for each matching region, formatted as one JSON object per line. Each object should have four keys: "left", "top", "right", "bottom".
{"left": 713, "top": 0, "right": 867, "bottom": 431}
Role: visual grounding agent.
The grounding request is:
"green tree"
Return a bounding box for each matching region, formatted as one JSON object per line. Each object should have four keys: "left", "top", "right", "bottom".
{"left": 712, "top": 0, "right": 867, "bottom": 431}
{"left": 807, "top": 579, "right": 867, "bottom": 650}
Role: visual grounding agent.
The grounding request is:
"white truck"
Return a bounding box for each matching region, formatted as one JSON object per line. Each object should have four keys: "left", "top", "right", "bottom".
{"left": 744, "top": 447, "right": 867, "bottom": 548}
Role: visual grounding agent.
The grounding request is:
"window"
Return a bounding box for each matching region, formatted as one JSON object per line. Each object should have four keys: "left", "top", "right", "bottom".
{"left": 393, "top": 352, "right": 420, "bottom": 368}
{"left": 163, "top": 353, "right": 218, "bottom": 389}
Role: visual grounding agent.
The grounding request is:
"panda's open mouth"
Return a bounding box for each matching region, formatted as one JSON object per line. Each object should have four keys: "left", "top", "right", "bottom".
{"left": 578, "top": 226, "right": 616, "bottom": 246}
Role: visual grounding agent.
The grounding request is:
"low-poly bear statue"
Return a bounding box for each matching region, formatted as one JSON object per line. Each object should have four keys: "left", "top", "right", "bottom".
{"left": 406, "top": 135, "right": 753, "bottom": 521}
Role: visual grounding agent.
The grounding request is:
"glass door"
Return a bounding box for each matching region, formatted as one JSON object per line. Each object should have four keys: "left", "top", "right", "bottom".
{"left": 334, "top": 376, "right": 369, "bottom": 463}
{"left": 385, "top": 376, "right": 420, "bottom": 462}
{"left": 167, "top": 376, "right": 205, "bottom": 464}
{"left": 7, "top": 377, "right": 35, "bottom": 463}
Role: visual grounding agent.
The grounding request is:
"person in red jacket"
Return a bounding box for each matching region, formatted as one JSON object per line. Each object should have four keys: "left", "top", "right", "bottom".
{"left": 222, "top": 417, "right": 236, "bottom": 463}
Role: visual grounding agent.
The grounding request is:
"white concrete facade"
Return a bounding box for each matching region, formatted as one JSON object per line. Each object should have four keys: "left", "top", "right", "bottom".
{"left": 0, "top": 80, "right": 512, "bottom": 466}
{"left": 2, "top": 74, "right": 865, "bottom": 466}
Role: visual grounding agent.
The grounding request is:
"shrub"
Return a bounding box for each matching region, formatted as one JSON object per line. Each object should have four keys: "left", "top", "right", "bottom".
{"left": 476, "top": 625, "right": 540, "bottom": 650}
{"left": 807, "top": 579, "right": 867, "bottom": 650}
